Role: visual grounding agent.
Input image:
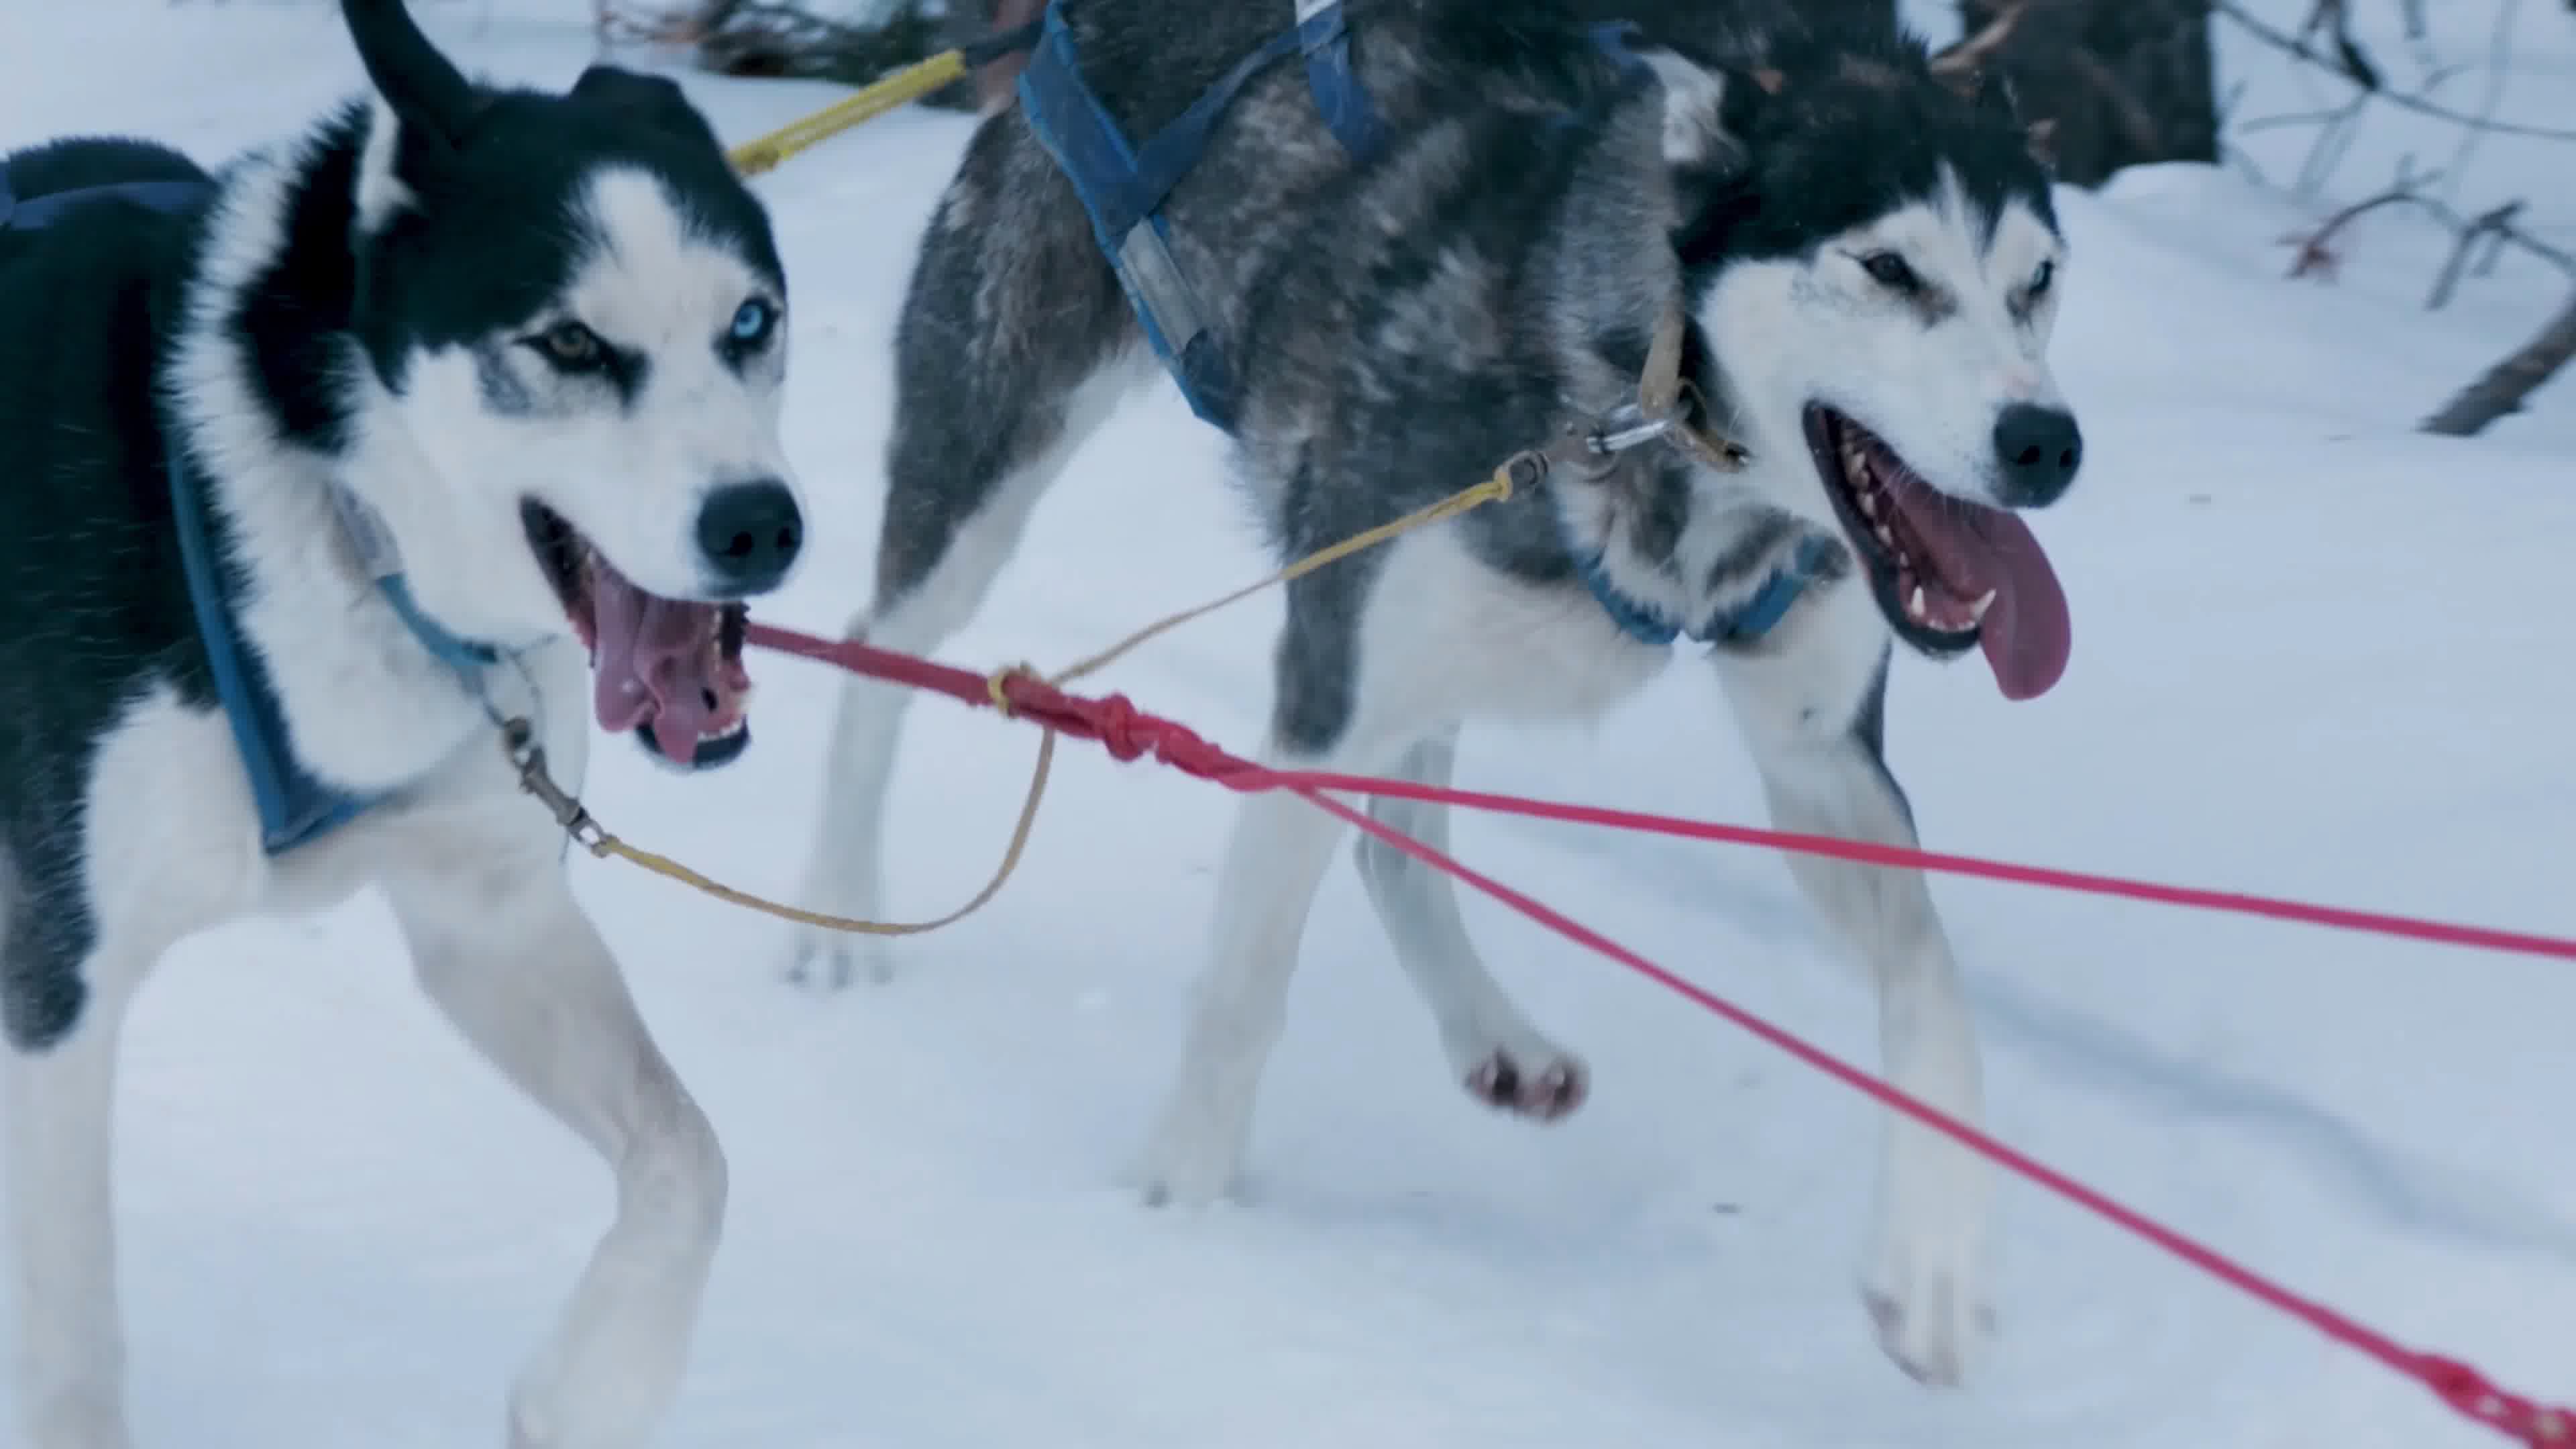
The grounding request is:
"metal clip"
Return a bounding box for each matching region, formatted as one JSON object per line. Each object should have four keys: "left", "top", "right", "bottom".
{"left": 499, "top": 718, "right": 607, "bottom": 851}
{"left": 1585, "top": 403, "right": 1674, "bottom": 458}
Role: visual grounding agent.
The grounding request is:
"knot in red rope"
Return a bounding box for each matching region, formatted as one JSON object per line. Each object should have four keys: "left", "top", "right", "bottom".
{"left": 2419, "top": 1356, "right": 2571, "bottom": 1444}
{"left": 1087, "top": 694, "right": 1153, "bottom": 761}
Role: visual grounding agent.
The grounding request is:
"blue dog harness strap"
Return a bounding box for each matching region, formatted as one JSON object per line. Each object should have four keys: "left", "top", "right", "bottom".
{"left": 1295, "top": 0, "right": 1387, "bottom": 159}
{"left": 166, "top": 445, "right": 380, "bottom": 855}
{"left": 3, "top": 158, "right": 499, "bottom": 855}
{"left": 0, "top": 169, "right": 211, "bottom": 232}
{"left": 1576, "top": 534, "right": 1843, "bottom": 649}
{"left": 169, "top": 459, "right": 502, "bottom": 857}
{"left": 325, "top": 484, "right": 504, "bottom": 676}
{"left": 1018, "top": 0, "right": 1387, "bottom": 431}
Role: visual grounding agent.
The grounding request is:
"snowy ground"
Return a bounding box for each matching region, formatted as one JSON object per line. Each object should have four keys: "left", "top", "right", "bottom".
{"left": 5, "top": 2, "right": 2575, "bottom": 1446}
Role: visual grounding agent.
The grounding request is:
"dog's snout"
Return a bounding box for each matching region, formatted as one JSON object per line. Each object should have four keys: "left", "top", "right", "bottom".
{"left": 1992, "top": 403, "right": 2082, "bottom": 507}
{"left": 696, "top": 479, "right": 803, "bottom": 594}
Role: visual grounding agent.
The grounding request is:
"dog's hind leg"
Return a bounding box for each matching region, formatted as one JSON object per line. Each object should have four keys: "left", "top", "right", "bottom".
{"left": 1356, "top": 727, "right": 1587, "bottom": 1119}
{"left": 384, "top": 857, "right": 725, "bottom": 1448}
{"left": 788, "top": 129, "right": 1140, "bottom": 990}
{"left": 1712, "top": 592, "right": 1990, "bottom": 1388}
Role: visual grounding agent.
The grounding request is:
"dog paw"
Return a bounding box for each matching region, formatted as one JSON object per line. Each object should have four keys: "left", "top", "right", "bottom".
{"left": 1860, "top": 1174, "right": 1994, "bottom": 1387}
{"left": 1130, "top": 1106, "right": 1249, "bottom": 1211}
{"left": 783, "top": 927, "right": 892, "bottom": 992}
{"left": 1462, "top": 1040, "right": 1589, "bottom": 1121}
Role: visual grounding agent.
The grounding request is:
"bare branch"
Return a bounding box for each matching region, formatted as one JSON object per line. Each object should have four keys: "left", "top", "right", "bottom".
{"left": 2282, "top": 168, "right": 2576, "bottom": 298}
{"left": 1927, "top": 0, "right": 2027, "bottom": 79}
{"left": 2214, "top": 0, "right": 2576, "bottom": 142}
{"left": 2421, "top": 289, "right": 2576, "bottom": 435}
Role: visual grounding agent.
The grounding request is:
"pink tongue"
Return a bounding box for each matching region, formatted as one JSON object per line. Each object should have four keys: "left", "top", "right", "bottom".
{"left": 587, "top": 557, "right": 725, "bottom": 760}
{"left": 1883, "top": 484, "right": 2072, "bottom": 701}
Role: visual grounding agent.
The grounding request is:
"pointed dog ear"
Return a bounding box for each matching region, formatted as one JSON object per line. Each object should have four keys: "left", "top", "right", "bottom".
{"left": 571, "top": 66, "right": 725, "bottom": 152}
{"left": 341, "top": 0, "right": 484, "bottom": 151}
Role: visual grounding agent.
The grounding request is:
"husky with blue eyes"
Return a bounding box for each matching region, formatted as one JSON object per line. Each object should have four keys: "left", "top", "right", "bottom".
{"left": 0, "top": 0, "right": 804, "bottom": 1443}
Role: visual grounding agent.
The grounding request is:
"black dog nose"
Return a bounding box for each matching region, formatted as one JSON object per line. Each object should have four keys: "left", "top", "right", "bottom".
{"left": 1992, "top": 403, "right": 2082, "bottom": 507}
{"left": 696, "top": 479, "right": 802, "bottom": 594}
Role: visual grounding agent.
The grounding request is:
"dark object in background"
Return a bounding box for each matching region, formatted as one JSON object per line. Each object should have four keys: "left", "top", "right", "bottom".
{"left": 1955, "top": 0, "right": 2217, "bottom": 187}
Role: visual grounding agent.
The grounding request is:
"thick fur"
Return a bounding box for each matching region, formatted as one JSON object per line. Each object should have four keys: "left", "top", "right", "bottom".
{"left": 0, "top": 3, "right": 799, "bottom": 1444}
{"left": 789, "top": 0, "right": 2075, "bottom": 1390}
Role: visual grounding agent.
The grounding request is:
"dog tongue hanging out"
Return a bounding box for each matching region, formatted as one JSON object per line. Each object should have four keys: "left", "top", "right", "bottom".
{"left": 1808, "top": 409, "right": 2074, "bottom": 702}
{"left": 586, "top": 555, "right": 756, "bottom": 761}
{"left": 525, "top": 488, "right": 782, "bottom": 771}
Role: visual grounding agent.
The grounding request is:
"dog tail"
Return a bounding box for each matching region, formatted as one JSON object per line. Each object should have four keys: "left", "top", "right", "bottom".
{"left": 341, "top": 0, "right": 484, "bottom": 149}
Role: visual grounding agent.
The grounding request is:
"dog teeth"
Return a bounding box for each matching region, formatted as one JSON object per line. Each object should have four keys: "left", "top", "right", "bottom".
{"left": 1909, "top": 585, "right": 1927, "bottom": 619}
{"left": 1859, "top": 490, "right": 1880, "bottom": 518}
{"left": 1875, "top": 524, "right": 1896, "bottom": 548}
{"left": 1968, "top": 588, "right": 1996, "bottom": 623}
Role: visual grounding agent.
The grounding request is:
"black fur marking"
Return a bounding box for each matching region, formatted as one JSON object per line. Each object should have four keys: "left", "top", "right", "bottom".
{"left": 1658, "top": 13, "right": 2059, "bottom": 282}
{"left": 0, "top": 138, "right": 219, "bottom": 1050}
{"left": 1847, "top": 642, "right": 1913, "bottom": 831}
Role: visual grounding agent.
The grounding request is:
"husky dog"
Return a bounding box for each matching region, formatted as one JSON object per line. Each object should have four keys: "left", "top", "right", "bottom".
{"left": 0, "top": 1, "right": 802, "bottom": 1443}
{"left": 790, "top": 0, "right": 2076, "bottom": 1385}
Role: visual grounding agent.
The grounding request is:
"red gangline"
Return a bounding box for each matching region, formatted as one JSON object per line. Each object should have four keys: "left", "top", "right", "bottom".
{"left": 749, "top": 621, "right": 2574, "bottom": 1444}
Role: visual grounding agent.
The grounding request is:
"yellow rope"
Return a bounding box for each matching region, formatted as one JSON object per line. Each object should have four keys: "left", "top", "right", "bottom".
{"left": 1049, "top": 464, "right": 1519, "bottom": 689}
{"left": 541, "top": 468, "right": 1520, "bottom": 936}
{"left": 725, "top": 48, "right": 970, "bottom": 177}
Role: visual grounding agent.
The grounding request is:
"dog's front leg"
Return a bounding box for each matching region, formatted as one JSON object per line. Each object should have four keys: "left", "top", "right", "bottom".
{"left": 382, "top": 858, "right": 725, "bottom": 1449}
{"left": 1713, "top": 607, "right": 1991, "bottom": 1388}
{"left": 4, "top": 940, "right": 151, "bottom": 1449}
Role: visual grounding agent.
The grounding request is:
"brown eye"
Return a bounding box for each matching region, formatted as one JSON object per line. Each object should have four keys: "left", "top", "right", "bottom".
{"left": 529, "top": 319, "right": 606, "bottom": 371}
{"left": 1860, "top": 250, "right": 1921, "bottom": 293}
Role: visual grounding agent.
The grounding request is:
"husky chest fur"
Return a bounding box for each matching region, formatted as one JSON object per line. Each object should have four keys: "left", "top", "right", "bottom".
{"left": 1, "top": 1, "right": 806, "bottom": 1444}
{"left": 793, "top": 0, "right": 2082, "bottom": 1394}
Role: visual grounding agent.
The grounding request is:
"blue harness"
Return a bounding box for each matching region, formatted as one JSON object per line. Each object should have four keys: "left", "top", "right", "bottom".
{"left": 1014, "top": 4, "right": 1829, "bottom": 648}
{"left": 1016, "top": 0, "right": 1388, "bottom": 433}
{"left": 2, "top": 161, "right": 495, "bottom": 855}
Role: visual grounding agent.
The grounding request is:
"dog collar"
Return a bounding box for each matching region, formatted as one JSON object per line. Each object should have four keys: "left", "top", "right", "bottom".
{"left": 324, "top": 484, "right": 504, "bottom": 675}
{"left": 1574, "top": 533, "right": 1840, "bottom": 648}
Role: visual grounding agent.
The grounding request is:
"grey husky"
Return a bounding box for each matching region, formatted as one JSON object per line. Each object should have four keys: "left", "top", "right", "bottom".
{"left": 790, "top": 0, "right": 2078, "bottom": 1386}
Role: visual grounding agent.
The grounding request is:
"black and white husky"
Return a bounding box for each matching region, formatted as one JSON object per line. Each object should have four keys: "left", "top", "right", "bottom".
{"left": 789, "top": 0, "right": 2080, "bottom": 1387}
{"left": 0, "top": 1, "right": 802, "bottom": 1443}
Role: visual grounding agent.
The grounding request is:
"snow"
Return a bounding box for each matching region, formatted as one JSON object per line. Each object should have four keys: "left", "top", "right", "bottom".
{"left": 5, "top": 2, "right": 2574, "bottom": 1446}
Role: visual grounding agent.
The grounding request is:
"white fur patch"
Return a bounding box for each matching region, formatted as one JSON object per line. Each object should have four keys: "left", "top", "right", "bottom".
{"left": 1641, "top": 47, "right": 1732, "bottom": 166}
{"left": 352, "top": 98, "right": 413, "bottom": 236}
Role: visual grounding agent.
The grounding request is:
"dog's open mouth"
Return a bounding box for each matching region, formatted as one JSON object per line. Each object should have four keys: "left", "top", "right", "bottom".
{"left": 522, "top": 501, "right": 753, "bottom": 769}
{"left": 1803, "top": 406, "right": 2072, "bottom": 701}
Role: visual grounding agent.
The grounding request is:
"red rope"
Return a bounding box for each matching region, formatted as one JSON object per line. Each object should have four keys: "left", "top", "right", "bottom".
{"left": 749, "top": 622, "right": 2575, "bottom": 1444}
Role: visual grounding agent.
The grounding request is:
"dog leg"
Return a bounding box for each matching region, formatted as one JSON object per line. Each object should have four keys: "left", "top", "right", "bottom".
{"left": 1134, "top": 747, "right": 1362, "bottom": 1207}
{"left": 384, "top": 865, "right": 724, "bottom": 1449}
{"left": 1714, "top": 622, "right": 1989, "bottom": 1387}
{"left": 1356, "top": 728, "right": 1587, "bottom": 1120}
{"left": 786, "top": 346, "right": 1139, "bottom": 989}
{"left": 3, "top": 944, "right": 148, "bottom": 1449}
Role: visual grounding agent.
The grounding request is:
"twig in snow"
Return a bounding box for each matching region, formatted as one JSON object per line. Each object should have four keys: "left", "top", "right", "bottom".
{"left": 2421, "top": 290, "right": 2576, "bottom": 435}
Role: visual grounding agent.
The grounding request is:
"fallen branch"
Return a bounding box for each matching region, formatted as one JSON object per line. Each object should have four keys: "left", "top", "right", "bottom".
{"left": 2421, "top": 289, "right": 2576, "bottom": 435}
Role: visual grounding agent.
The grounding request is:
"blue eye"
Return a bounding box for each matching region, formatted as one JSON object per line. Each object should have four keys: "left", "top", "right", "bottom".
{"left": 729, "top": 299, "right": 775, "bottom": 345}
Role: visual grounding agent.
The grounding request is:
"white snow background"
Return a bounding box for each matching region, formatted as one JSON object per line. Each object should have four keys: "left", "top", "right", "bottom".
{"left": 3, "top": 1, "right": 2573, "bottom": 1444}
